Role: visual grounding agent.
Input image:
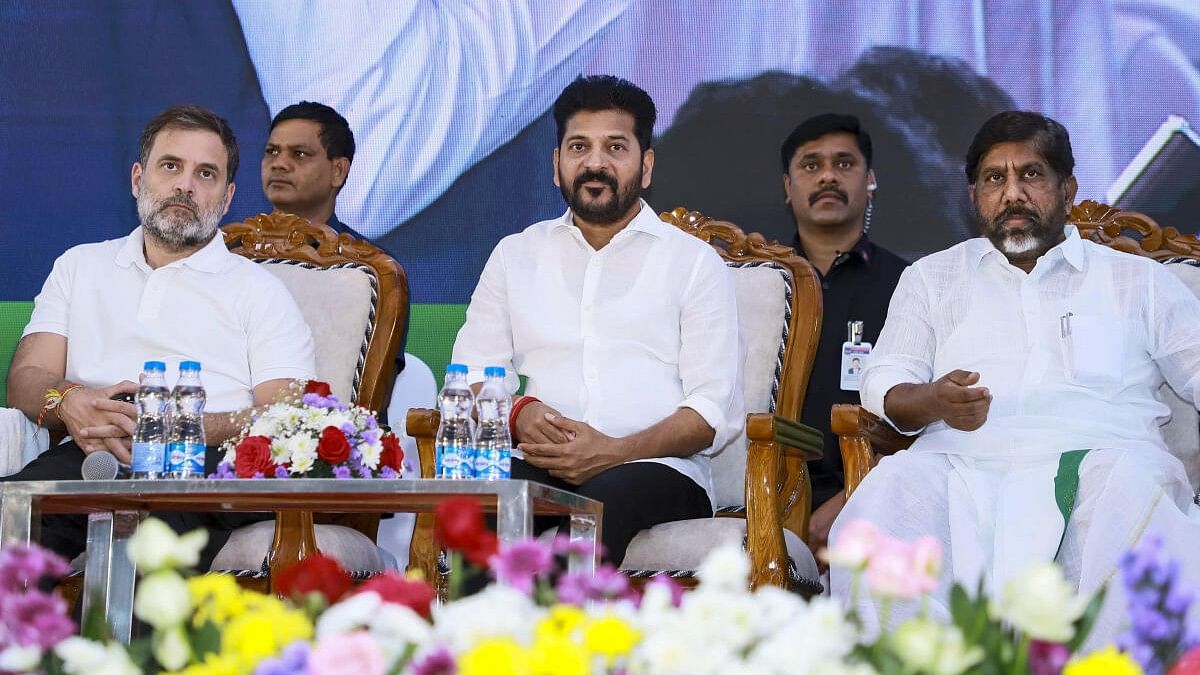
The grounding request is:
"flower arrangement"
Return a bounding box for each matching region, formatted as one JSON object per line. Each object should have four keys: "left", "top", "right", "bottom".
{"left": 5, "top": 508, "right": 1198, "bottom": 674}
{"left": 214, "top": 380, "right": 406, "bottom": 479}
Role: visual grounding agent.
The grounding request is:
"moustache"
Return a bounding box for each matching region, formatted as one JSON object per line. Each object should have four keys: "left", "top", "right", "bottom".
{"left": 992, "top": 205, "right": 1040, "bottom": 228}
{"left": 809, "top": 187, "right": 848, "bottom": 205}
{"left": 573, "top": 171, "right": 618, "bottom": 193}
{"left": 159, "top": 194, "right": 199, "bottom": 214}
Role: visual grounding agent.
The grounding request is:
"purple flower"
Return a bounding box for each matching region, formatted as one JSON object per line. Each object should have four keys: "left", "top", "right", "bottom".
{"left": 1119, "top": 534, "right": 1194, "bottom": 675}
{"left": 409, "top": 646, "right": 456, "bottom": 675}
{"left": 0, "top": 592, "right": 76, "bottom": 648}
{"left": 211, "top": 461, "right": 237, "bottom": 479}
{"left": 0, "top": 545, "right": 70, "bottom": 592}
{"left": 274, "top": 466, "right": 291, "bottom": 479}
{"left": 361, "top": 429, "right": 380, "bottom": 446}
{"left": 365, "top": 416, "right": 379, "bottom": 430}
{"left": 333, "top": 465, "right": 352, "bottom": 479}
{"left": 490, "top": 541, "right": 554, "bottom": 595}
{"left": 253, "top": 641, "right": 310, "bottom": 675}
{"left": 551, "top": 534, "right": 599, "bottom": 560}
{"left": 1029, "top": 640, "right": 1071, "bottom": 675}
{"left": 379, "top": 466, "right": 398, "bottom": 479}
{"left": 339, "top": 423, "right": 357, "bottom": 438}
{"left": 555, "top": 564, "right": 634, "bottom": 605}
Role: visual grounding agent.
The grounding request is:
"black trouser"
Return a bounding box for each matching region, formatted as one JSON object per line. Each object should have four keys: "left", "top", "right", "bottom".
{"left": 511, "top": 458, "right": 712, "bottom": 566}
{"left": 0, "top": 441, "right": 269, "bottom": 570}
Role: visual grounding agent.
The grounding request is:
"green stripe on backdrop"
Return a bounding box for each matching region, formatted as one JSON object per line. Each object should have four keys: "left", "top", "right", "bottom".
{"left": 0, "top": 302, "right": 34, "bottom": 408}
{"left": 0, "top": 302, "right": 468, "bottom": 408}
{"left": 406, "top": 303, "right": 468, "bottom": 389}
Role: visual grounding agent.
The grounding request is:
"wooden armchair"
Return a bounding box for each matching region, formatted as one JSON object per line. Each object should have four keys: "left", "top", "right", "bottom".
{"left": 211, "top": 212, "right": 409, "bottom": 590}
{"left": 832, "top": 200, "right": 1200, "bottom": 496}
{"left": 407, "top": 208, "right": 826, "bottom": 593}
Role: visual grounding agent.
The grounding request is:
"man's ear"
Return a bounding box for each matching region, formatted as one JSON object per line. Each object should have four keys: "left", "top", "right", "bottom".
{"left": 1062, "top": 175, "right": 1078, "bottom": 208}
{"left": 131, "top": 163, "right": 143, "bottom": 199}
{"left": 331, "top": 157, "right": 350, "bottom": 189}
{"left": 552, "top": 148, "right": 561, "bottom": 188}
{"left": 782, "top": 173, "right": 791, "bottom": 205}
{"left": 640, "top": 148, "right": 654, "bottom": 189}
{"left": 967, "top": 182, "right": 978, "bottom": 210}
{"left": 221, "top": 182, "right": 236, "bottom": 217}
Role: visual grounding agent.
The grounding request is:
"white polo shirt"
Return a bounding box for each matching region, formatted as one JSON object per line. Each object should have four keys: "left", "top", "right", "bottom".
{"left": 25, "top": 227, "right": 316, "bottom": 412}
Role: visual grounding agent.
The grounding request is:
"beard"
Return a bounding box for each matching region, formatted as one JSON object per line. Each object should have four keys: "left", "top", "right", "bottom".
{"left": 137, "top": 190, "right": 222, "bottom": 251}
{"left": 559, "top": 167, "right": 642, "bottom": 225}
{"left": 976, "top": 200, "right": 1068, "bottom": 263}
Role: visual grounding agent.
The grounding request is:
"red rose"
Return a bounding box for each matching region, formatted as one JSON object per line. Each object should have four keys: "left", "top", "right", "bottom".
{"left": 1168, "top": 646, "right": 1200, "bottom": 675}
{"left": 317, "top": 426, "right": 351, "bottom": 464}
{"left": 304, "top": 380, "right": 332, "bottom": 397}
{"left": 275, "top": 553, "right": 352, "bottom": 604}
{"left": 380, "top": 433, "right": 404, "bottom": 472}
{"left": 234, "top": 435, "right": 276, "bottom": 478}
{"left": 356, "top": 572, "right": 436, "bottom": 618}
{"left": 435, "top": 497, "right": 500, "bottom": 567}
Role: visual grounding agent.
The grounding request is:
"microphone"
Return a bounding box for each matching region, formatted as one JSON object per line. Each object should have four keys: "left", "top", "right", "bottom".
{"left": 81, "top": 450, "right": 132, "bottom": 480}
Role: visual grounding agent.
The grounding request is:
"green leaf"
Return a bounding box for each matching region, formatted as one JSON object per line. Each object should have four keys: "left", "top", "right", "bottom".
{"left": 1066, "top": 585, "right": 1107, "bottom": 652}
{"left": 126, "top": 638, "right": 154, "bottom": 669}
{"left": 191, "top": 620, "right": 222, "bottom": 659}
{"left": 79, "top": 590, "right": 114, "bottom": 642}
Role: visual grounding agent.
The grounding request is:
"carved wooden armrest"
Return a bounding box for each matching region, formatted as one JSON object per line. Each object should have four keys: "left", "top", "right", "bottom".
{"left": 830, "top": 404, "right": 915, "bottom": 496}
{"left": 743, "top": 413, "right": 821, "bottom": 589}
{"left": 404, "top": 408, "right": 441, "bottom": 586}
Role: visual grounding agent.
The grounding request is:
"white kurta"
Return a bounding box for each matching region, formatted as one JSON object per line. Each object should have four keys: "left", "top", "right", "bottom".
{"left": 833, "top": 226, "right": 1200, "bottom": 644}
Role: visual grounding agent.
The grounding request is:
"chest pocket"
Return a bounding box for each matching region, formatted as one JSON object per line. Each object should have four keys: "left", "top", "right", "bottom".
{"left": 1060, "top": 314, "right": 1127, "bottom": 388}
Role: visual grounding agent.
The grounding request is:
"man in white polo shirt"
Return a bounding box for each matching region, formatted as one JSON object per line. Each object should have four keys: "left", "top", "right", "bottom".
{"left": 3, "top": 105, "right": 315, "bottom": 567}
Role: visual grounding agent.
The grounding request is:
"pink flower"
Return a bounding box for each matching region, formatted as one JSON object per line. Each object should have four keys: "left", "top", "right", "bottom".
{"left": 0, "top": 545, "right": 70, "bottom": 592}
{"left": 865, "top": 538, "right": 929, "bottom": 599}
{"left": 1029, "top": 640, "right": 1071, "bottom": 675}
{"left": 908, "top": 536, "right": 943, "bottom": 594}
{"left": 0, "top": 592, "right": 75, "bottom": 648}
{"left": 308, "top": 631, "right": 385, "bottom": 675}
{"left": 491, "top": 541, "right": 554, "bottom": 595}
{"left": 555, "top": 565, "right": 636, "bottom": 605}
{"left": 641, "top": 576, "right": 684, "bottom": 608}
{"left": 822, "top": 519, "right": 882, "bottom": 570}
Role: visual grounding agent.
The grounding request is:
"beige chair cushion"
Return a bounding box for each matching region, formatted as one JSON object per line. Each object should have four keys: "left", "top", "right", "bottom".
{"left": 620, "top": 517, "right": 819, "bottom": 584}
{"left": 211, "top": 520, "right": 388, "bottom": 573}
{"left": 1161, "top": 260, "right": 1200, "bottom": 491}
{"left": 711, "top": 263, "right": 792, "bottom": 509}
{"left": 259, "top": 263, "right": 376, "bottom": 405}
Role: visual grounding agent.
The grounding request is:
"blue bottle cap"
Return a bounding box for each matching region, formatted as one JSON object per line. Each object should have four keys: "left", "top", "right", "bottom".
{"left": 484, "top": 366, "right": 506, "bottom": 378}
{"left": 180, "top": 361, "right": 202, "bottom": 371}
{"left": 144, "top": 361, "right": 166, "bottom": 371}
{"left": 446, "top": 363, "right": 468, "bottom": 375}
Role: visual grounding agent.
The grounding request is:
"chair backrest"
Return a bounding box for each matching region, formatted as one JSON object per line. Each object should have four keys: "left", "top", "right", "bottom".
{"left": 221, "top": 213, "right": 408, "bottom": 413}
{"left": 659, "top": 208, "right": 822, "bottom": 508}
{"left": 1070, "top": 200, "right": 1200, "bottom": 490}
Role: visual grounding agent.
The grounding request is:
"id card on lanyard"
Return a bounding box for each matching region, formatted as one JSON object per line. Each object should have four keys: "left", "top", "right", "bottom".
{"left": 840, "top": 320, "right": 871, "bottom": 392}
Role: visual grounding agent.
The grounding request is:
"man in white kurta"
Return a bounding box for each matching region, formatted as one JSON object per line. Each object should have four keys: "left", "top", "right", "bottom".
{"left": 831, "top": 111, "right": 1200, "bottom": 643}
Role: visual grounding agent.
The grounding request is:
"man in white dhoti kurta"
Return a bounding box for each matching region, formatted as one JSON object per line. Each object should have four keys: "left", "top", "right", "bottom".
{"left": 831, "top": 110, "right": 1200, "bottom": 643}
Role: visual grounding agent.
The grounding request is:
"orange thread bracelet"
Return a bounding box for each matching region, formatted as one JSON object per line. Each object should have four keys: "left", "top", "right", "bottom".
{"left": 37, "top": 383, "right": 83, "bottom": 428}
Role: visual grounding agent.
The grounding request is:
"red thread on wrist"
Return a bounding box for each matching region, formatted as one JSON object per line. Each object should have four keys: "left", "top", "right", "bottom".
{"left": 508, "top": 396, "right": 541, "bottom": 443}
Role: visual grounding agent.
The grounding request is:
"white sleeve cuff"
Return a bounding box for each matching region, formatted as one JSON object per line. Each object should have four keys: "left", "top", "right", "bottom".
{"left": 860, "top": 367, "right": 927, "bottom": 436}
{"left": 679, "top": 395, "right": 738, "bottom": 457}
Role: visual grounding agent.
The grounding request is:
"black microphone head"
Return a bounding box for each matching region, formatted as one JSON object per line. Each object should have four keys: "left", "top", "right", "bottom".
{"left": 81, "top": 451, "right": 128, "bottom": 480}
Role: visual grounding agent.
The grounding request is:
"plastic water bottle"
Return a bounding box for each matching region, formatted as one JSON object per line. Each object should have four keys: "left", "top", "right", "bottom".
{"left": 166, "top": 361, "right": 207, "bottom": 478}
{"left": 473, "top": 366, "right": 512, "bottom": 480}
{"left": 435, "top": 363, "right": 475, "bottom": 479}
{"left": 130, "top": 361, "right": 169, "bottom": 479}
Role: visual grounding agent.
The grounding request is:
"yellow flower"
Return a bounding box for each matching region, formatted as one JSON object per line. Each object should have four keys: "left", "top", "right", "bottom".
{"left": 459, "top": 639, "right": 529, "bottom": 675}
{"left": 582, "top": 613, "right": 640, "bottom": 663}
{"left": 166, "top": 652, "right": 240, "bottom": 675}
{"left": 188, "top": 575, "right": 247, "bottom": 628}
{"left": 529, "top": 636, "right": 587, "bottom": 675}
{"left": 536, "top": 605, "right": 586, "bottom": 642}
{"left": 1063, "top": 646, "right": 1144, "bottom": 675}
{"left": 221, "top": 596, "right": 312, "bottom": 671}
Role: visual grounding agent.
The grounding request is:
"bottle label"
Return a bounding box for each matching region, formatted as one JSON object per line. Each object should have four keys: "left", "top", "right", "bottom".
{"left": 437, "top": 444, "right": 473, "bottom": 479}
{"left": 166, "top": 441, "right": 206, "bottom": 476}
{"left": 131, "top": 441, "right": 166, "bottom": 474}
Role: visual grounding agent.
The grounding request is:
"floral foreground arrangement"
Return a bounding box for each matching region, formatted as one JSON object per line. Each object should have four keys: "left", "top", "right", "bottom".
{"left": 2, "top": 501, "right": 1197, "bottom": 675}
{"left": 213, "top": 380, "right": 406, "bottom": 479}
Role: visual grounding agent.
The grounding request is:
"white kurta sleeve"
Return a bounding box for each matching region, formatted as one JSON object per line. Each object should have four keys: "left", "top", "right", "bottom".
{"left": 859, "top": 264, "right": 936, "bottom": 434}
{"left": 452, "top": 242, "right": 517, "bottom": 391}
{"left": 1147, "top": 263, "right": 1200, "bottom": 408}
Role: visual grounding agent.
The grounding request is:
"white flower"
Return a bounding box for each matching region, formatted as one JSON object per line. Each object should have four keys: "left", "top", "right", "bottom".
{"left": 890, "top": 619, "right": 983, "bottom": 675}
{"left": 0, "top": 644, "right": 42, "bottom": 672}
{"left": 990, "top": 562, "right": 1088, "bottom": 642}
{"left": 270, "top": 438, "right": 290, "bottom": 464}
{"left": 54, "top": 638, "right": 140, "bottom": 675}
{"left": 316, "top": 591, "right": 380, "bottom": 636}
{"left": 366, "top": 603, "right": 434, "bottom": 662}
{"left": 285, "top": 435, "right": 317, "bottom": 467}
{"left": 126, "top": 518, "right": 207, "bottom": 572}
{"left": 133, "top": 571, "right": 192, "bottom": 628}
{"left": 290, "top": 439, "right": 318, "bottom": 474}
{"left": 432, "top": 585, "right": 539, "bottom": 652}
{"left": 153, "top": 625, "right": 190, "bottom": 671}
{"left": 696, "top": 544, "right": 749, "bottom": 591}
{"left": 359, "top": 437, "right": 383, "bottom": 471}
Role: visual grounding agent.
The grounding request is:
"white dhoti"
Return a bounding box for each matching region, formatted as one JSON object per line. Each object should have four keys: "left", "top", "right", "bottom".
{"left": 830, "top": 446, "right": 1200, "bottom": 647}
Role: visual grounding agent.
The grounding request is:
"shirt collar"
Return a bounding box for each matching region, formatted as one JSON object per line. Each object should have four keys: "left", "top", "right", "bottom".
{"left": 554, "top": 199, "right": 665, "bottom": 241}
{"left": 970, "top": 224, "right": 1085, "bottom": 272}
{"left": 793, "top": 231, "right": 875, "bottom": 266}
{"left": 114, "top": 226, "right": 232, "bottom": 273}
